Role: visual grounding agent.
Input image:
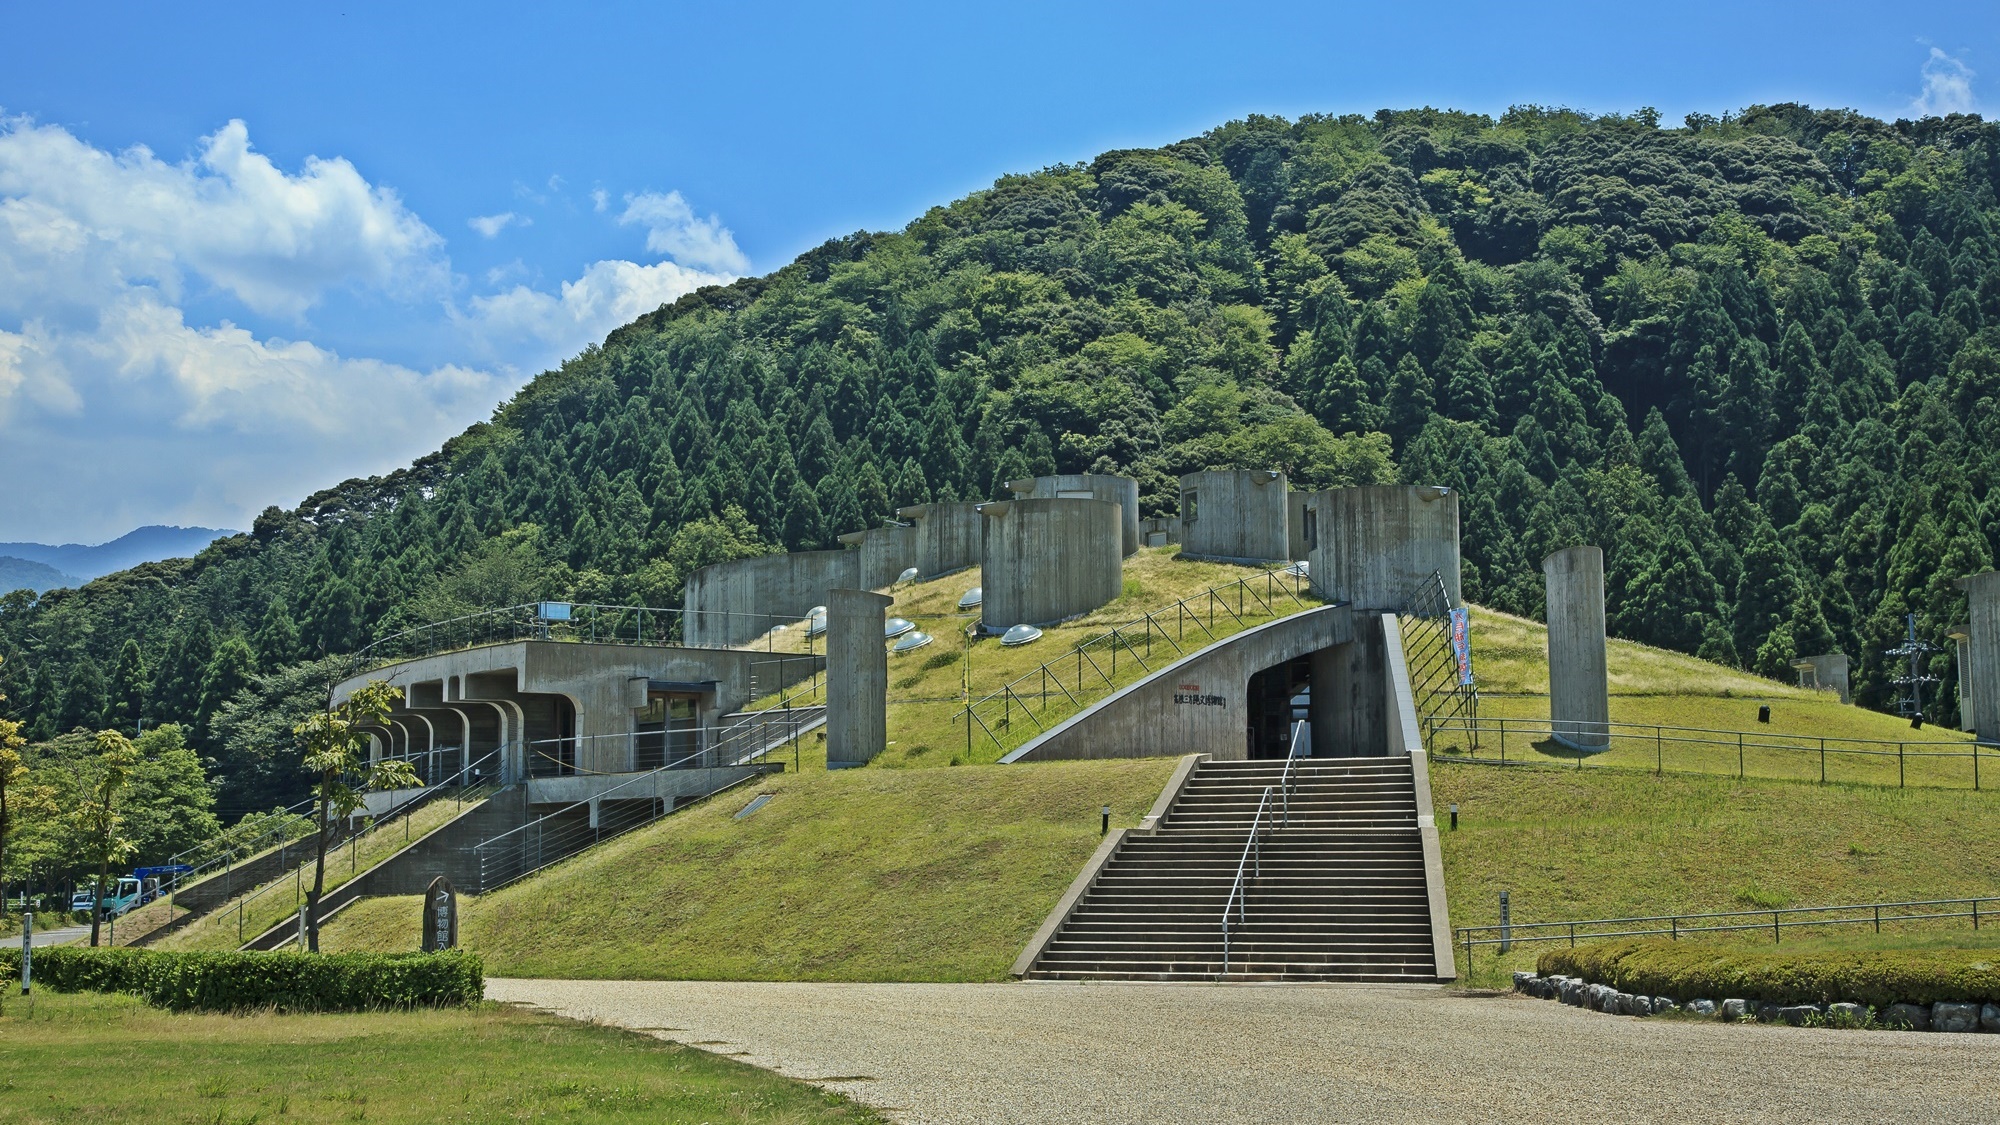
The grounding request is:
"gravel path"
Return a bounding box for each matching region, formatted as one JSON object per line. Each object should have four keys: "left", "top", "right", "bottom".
{"left": 490, "top": 978, "right": 2000, "bottom": 1123}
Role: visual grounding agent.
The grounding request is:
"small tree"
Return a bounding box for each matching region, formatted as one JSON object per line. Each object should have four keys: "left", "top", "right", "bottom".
{"left": 75, "top": 731, "right": 140, "bottom": 946}
{"left": 295, "top": 681, "right": 416, "bottom": 952}
{"left": 0, "top": 717, "right": 26, "bottom": 917}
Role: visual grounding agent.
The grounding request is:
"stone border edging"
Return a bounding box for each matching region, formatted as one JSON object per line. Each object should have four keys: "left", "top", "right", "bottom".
{"left": 1512, "top": 971, "right": 2000, "bottom": 1033}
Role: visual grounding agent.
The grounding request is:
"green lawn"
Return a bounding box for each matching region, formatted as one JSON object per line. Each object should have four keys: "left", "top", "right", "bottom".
{"left": 1435, "top": 760, "right": 2000, "bottom": 987}
{"left": 0, "top": 990, "right": 882, "bottom": 1124}
{"left": 319, "top": 756, "right": 1179, "bottom": 980}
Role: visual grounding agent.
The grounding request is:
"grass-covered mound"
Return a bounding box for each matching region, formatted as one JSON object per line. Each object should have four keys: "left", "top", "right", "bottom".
{"left": 320, "top": 756, "right": 1177, "bottom": 980}
{"left": 1539, "top": 939, "right": 2000, "bottom": 1008}
{"left": 0, "top": 990, "right": 883, "bottom": 1124}
{"left": 1436, "top": 763, "right": 2000, "bottom": 986}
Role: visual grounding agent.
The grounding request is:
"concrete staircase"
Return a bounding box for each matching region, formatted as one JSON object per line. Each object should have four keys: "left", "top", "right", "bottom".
{"left": 1024, "top": 757, "right": 1440, "bottom": 982}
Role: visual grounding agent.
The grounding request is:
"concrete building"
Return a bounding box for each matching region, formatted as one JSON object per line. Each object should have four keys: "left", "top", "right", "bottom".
{"left": 1950, "top": 624, "right": 1974, "bottom": 732}
{"left": 1287, "top": 491, "right": 1315, "bottom": 562}
{"left": 1307, "top": 485, "right": 1461, "bottom": 611}
{"left": 978, "top": 497, "right": 1123, "bottom": 631}
{"left": 896, "top": 501, "right": 985, "bottom": 579}
{"left": 1543, "top": 546, "right": 1610, "bottom": 752}
{"left": 826, "top": 589, "right": 893, "bottom": 768}
{"left": 1139, "top": 515, "right": 1179, "bottom": 549}
{"left": 1958, "top": 571, "right": 2000, "bottom": 744}
{"left": 1008, "top": 474, "right": 1142, "bottom": 557}
{"left": 838, "top": 524, "right": 918, "bottom": 589}
{"left": 332, "top": 640, "right": 819, "bottom": 787}
{"left": 685, "top": 549, "right": 862, "bottom": 647}
{"left": 1789, "top": 653, "right": 1852, "bottom": 705}
{"left": 1179, "top": 470, "right": 1289, "bottom": 564}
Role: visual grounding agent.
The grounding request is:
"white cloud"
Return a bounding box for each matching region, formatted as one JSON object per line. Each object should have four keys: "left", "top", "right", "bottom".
{"left": 0, "top": 116, "right": 445, "bottom": 318}
{"left": 590, "top": 188, "right": 609, "bottom": 213}
{"left": 468, "top": 211, "right": 528, "bottom": 238}
{"left": 461, "top": 257, "right": 735, "bottom": 374}
{"left": 1914, "top": 48, "right": 1977, "bottom": 117}
{"left": 619, "top": 190, "right": 750, "bottom": 274}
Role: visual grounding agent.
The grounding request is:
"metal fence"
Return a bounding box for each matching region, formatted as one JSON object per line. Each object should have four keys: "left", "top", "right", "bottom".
{"left": 355, "top": 601, "right": 812, "bottom": 668}
{"left": 519, "top": 714, "right": 821, "bottom": 778}
{"left": 1455, "top": 895, "right": 2000, "bottom": 967}
{"left": 956, "top": 567, "right": 1318, "bottom": 758}
{"left": 1426, "top": 714, "right": 1991, "bottom": 791}
{"left": 1398, "top": 570, "right": 1478, "bottom": 735}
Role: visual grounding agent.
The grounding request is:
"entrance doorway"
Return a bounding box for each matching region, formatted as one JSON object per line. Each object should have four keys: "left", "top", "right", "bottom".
{"left": 635, "top": 693, "right": 699, "bottom": 769}
{"left": 1246, "top": 656, "right": 1311, "bottom": 759}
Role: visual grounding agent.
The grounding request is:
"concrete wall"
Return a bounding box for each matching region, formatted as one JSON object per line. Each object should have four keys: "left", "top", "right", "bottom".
{"left": 979, "top": 497, "right": 1124, "bottom": 630}
{"left": 1140, "top": 516, "right": 1179, "bottom": 549}
{"left": 335, "top": 641, "right": 818, "bottom": 777}
{"left": 838, "top": 524, "right": 919, "bottom": 589}
{"left": 1308, "top": 485, "right": 1461, "bottom": 612}
{"left": 1309, "top": 624, "right": 1387, "bottom": 758}
{"left": 1287, "top": 491, "right": 1314, "bottom": 562}
{"left": 1543, "top": 546, "right": 1610, "bottom": 751}
{"left": 685, "top": 550, "right": 862, "bottom": 647}
{"left": 826, "top": 589, "right": 892, "bottom": 768}
{"left": 1954, "top": 629, "right": 1975, "bottom": 731}
{"left": 1791, "top": 653, "right": 1852, "bottom": 705}
{"left": 1378, "top": 613, "right": 1457, "bottom": 982}
{"left": 1961, "top": 571, "right": 2000, "bottom": 744}
{"left": 1003, "top": 606, "right": 1356, "bottom": 762}
{"left": 1178, "top": 470, "right": 1289, "bottom": 564}
{"left": 1009, "top": 474, "right": 1142, "bottom": 556}
{"left": 897, "top": 501, "right": 985, "bottom": 578}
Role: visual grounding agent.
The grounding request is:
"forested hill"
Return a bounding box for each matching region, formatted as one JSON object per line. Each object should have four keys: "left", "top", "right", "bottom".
{"left": 5, "top": 103, "right": 1999, "bottom": 811}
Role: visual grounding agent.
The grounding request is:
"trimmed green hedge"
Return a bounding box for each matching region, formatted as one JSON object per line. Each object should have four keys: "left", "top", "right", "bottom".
{"left": 1, "top": 947, "right": 483, "bottom": 1012}
{"left": 1538, "top": 940, "right": 2000, "bottom": 1007}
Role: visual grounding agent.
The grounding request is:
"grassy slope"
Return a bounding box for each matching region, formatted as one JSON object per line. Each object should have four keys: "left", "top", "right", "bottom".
{"left": 0, "top": 991, "right": 882, "bottom": 1125}
{"left": 156, "top": 795, "right": 478, "bottom": 952}
{"left": 321, "top": 757, "right": 1177, "bottom": 980}
{"left": 747, "top": 547, "right": 1316, "bottom": 766}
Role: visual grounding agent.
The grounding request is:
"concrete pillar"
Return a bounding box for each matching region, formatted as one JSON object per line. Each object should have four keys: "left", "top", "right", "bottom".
{"left": 1543, "top": 546, "right": 1609, "bottom": 752}
{"left": 1309, "top": 485, "right": 1460, "bottom": 612}
{"left": 1959, "top": 572, "right": 2000, "bottom": 744}
{"left": 826, "top": 589, "right": 893, "bottom": 769}
{"left": 1950, "top": 625, "right": 1974, "bottom": 732}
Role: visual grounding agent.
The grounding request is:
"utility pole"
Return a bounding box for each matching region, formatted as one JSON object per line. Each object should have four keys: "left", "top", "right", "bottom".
{"left": 1885, "top": 613, "right": 1942, "bottom": 726}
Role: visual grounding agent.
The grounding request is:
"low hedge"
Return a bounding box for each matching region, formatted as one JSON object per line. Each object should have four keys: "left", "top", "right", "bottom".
{"left": 0, "top": 947, "right": 483, "bottom": 1012}
{"left": 1537, "top": 940, "right": 2000, "bottom": 1008}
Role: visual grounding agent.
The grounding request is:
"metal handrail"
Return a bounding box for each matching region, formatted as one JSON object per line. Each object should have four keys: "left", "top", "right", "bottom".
{"left": 1220, "top": 785, "right": 1281, "bottom": 976}
{"left": 1281, "top": 723, "right": 1306, "bottom": 825}
{"left": 1455, "top": 894, "right": 2000, "bottom": 966}
{"left": 959, "top": 567, "right": 1318, "bottom": 755}
{"left": 354, "top": 600, "right": 814, "bottom": 669}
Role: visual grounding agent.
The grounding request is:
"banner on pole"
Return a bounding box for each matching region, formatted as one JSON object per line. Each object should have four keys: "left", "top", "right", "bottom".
{"left": 1449, "top": 607, "right": 1474, "bottom": 686}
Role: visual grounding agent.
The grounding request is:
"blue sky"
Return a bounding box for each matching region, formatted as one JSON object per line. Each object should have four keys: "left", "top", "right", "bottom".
{"left": 0, "top": 0, "right": 1993, "bottom": 544}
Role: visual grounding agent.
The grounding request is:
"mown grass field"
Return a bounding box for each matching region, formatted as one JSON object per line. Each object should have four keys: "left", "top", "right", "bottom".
{"left": 0, "top": 990, "right": 882, "bottom": 1125}
{"left": 1436, "top": 762, "right": 2000, "bottom": 987}
{"left": 320, "top": 756, "right": 1178, "bottom": 980}
{"left": 156, "top": 795, "right": 481, "bottom": 952}
{"left": 744, "top": 547, "right": 1317, "bottom": 766}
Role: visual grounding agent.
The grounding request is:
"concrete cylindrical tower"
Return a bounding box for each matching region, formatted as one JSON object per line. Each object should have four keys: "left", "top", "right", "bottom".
{"left": 826, "top": 588, "right": 892, "bottom": 769}
{"left": 1951, "top": 625, "right": 1975, "bottom": 732}
{"left": 1788, "top": 653, "right": 1852, "bottom": 704}
{"left": 837, "top": 524, "right": 918, "bottom": 589}
{"left": 685, "top": 550, "right": 863, "bottom": 647}
{"left": 1008, "top": 474, "right": 1142, "bottom": 556}
{"left": 978, "top": 497, "right": 1123, "bottom": 631}
{"left": 1543, "top": 546, "right": 1610, "bottom": 752}
{"left": 1961, "top": 571, "right": 2000, "bottom": 744}
{"left": 1308, "top": 485, "right": 1461, "bottom": 612}
{"left": 896, "top": 501, "right": 984, "bottom": 579}
{"left": 1178, "top": 470, "right": 1289, "bottom": 564}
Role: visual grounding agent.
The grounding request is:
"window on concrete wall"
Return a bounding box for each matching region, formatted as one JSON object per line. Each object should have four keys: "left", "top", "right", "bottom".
{"left": 1302, "top": 508, "right": 1317, "bottom": 550}
{"left": 1182, "top": 490, "right": 1199, "bottom": 522}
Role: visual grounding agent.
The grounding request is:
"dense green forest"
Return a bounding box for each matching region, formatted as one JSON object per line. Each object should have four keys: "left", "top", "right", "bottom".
{"left": 3, "top": 102, "right": 1998, "bottom": 824}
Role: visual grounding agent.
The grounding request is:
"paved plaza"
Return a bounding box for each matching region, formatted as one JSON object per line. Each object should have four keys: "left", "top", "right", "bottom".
{"left": 491, "top": 978, "right": 2000, "bottom": 1123}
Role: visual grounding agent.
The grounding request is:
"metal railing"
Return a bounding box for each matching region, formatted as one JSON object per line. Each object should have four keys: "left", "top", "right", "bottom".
{"left": 1426, "top": 714, "right": 1990, "bottom": 791}
{"left": 159, "top": 794, "right": 320, "bottom": 900}
{"left": 469, "top": 737, "right": 786, "bottom": 892}
{"left": 959, "top": 567, "right": 1318, "bottom": 758}
{"left": 1398, "top": 570, "right": 1479, "bottom": 735}
{"left": 354, "top": 601, "right": 815, "bottom": 669}
{"left": 1455, "top": 895, "right": 2000, "bottom": 968}
{"left": 519, "top": 715, "right": 819, "bottom": 779}
{"left": 221, "top": 750, "right": 499, "bottom": 944}
{"left": 1221, "top": 784, "right": 1285, "bottom": 976}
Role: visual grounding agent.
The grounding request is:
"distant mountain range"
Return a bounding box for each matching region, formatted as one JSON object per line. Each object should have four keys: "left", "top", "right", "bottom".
{"left": 0, "top": 525, "right": 236, "bottom": 588}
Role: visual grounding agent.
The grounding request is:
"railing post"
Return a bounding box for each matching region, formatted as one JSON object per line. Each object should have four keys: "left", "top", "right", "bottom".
{"left": 1656, "top": 729, "right": 1662, "bottom": 776}
{"left": 1738, "top": 732, "right": 1744, "bottom": 780}
{"left": 1899, "top": 743, "right": 1905, "bottom": 788}
{"left": 1820, "top": 739, "right": 1826, "bottom": 785}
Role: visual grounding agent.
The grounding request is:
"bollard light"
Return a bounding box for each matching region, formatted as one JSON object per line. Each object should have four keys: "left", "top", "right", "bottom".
{"left": 1757, "top": 705, "right": 1771, "bottom": 724}
{"left": 1100, "top": 805, "right": 1110, "bottom": 836}
{"left": 1449, "top": 803, "right": 1459, "bottom": 831}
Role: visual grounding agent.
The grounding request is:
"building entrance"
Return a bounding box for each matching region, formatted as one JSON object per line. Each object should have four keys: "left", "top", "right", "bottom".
{"left": 635, "top": 693, "right": 699, "bottom": 769}
{"left": 1246, "top": 655, "right": 1311, "bottom": 759}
